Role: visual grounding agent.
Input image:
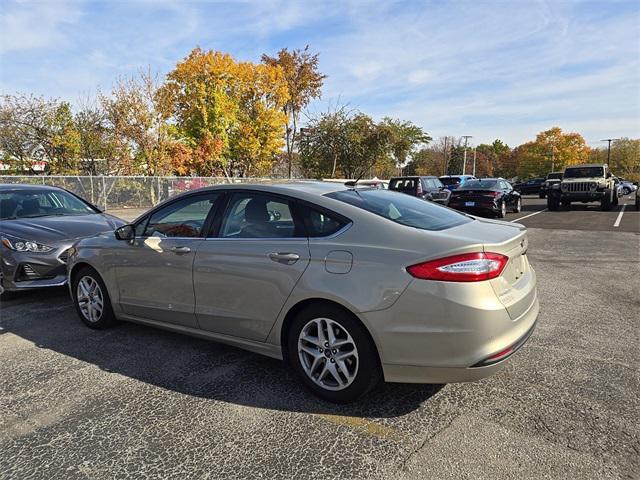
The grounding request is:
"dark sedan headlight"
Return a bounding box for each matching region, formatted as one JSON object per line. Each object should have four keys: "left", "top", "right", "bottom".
{"left": 1, "top": 235, "right": 54, "bottom": 253}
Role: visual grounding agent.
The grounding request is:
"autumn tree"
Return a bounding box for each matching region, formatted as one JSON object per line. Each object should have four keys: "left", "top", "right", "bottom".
{"left": 590, "top": 138, "right": 640, "bottom": 181}
{"left": 162, "top": 47, "right": 288, "bottom": 177}
{"left": 74, "top": 95, "right": 114, "bottom": 175}
{"left": 516, "top": 127, "right": 590, "bottom": 178}
{"left": 0, "top": 94, "right": 81, "bottom": 173}
{"left": 261, "top": 46, "right": 326, "bottom": 178}
{"left": 100, "top": 69, "right": 173, "bottom": 176}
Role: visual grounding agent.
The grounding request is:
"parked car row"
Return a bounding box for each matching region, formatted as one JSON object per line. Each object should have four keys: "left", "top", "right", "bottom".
{"left": 1, "top": 181, "right": 538, "bottom": 403}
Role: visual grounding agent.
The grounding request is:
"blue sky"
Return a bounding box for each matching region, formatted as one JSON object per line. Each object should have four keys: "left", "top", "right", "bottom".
{"left": 1, "top": 0, "right": 639, "bottom": 147}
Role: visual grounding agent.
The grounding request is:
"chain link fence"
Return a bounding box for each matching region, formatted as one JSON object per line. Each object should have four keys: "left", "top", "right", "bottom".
{"left": 0, "top": 176, "right": 281, "bottom": 210}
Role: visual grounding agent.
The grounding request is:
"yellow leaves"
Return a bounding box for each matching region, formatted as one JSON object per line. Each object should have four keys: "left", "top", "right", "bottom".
{"left": 163, "top": 47, "right": 290, "bottom": 176}
{"left": 517, "top": 126, "right": 591, "bottom": 178}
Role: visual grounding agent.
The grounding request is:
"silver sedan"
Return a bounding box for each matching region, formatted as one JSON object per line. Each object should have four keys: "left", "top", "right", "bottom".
{"left": 67, "top": 182, "right": 539, "bottom": 403}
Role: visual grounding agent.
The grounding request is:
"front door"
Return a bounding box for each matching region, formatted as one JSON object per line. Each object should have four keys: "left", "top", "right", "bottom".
{"left": 194, "top": 191, "right": 310, "bottom": 341}
{"left": 116, "top": 192, "right": 220, "bottom": 328}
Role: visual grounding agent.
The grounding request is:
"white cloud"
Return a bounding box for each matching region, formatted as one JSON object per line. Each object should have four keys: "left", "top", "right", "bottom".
{"left": 0, "top": 0, "right": 82, "bottom": 53}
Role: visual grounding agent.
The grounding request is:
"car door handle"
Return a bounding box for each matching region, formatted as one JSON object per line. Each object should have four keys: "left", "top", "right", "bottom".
{"left": 170, "top": 246, "right": 191, "bottom": 254}
{"left": 268, "top": 252, "right": 300, "bottom": 264}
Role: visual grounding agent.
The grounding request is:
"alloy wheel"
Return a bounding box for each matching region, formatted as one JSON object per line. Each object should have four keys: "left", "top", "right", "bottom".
{"left": 298, "top": 318, "right": 359, "bottom": 391}
{"left": 77, "top": 276, "right": 104, "bottom": 323}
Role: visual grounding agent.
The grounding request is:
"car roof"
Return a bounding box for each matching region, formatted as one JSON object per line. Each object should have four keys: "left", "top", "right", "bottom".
{"left": 390, "top": 176, "right": 439, "bottom": 180}
{"left": 0, "top": 183, "right": 63, "bottom": 192}
{"left": 564, "top": 163, "right": 606, "bottom": 168}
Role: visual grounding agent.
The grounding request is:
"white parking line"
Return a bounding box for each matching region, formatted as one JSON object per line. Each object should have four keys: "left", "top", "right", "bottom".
{"left": 511, "top": 208, "right": 548, "bottom": 223}
{"left": 613, "top": 204, "right": 626, "bottom": 228}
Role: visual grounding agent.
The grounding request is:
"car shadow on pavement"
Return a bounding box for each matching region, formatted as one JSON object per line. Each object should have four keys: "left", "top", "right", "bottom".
{"left": 1, "top": 288, "right": 443, "bottom": 419}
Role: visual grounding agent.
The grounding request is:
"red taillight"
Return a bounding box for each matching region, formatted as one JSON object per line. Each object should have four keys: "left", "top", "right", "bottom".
{"left": 406, "top": 252, "right": 508, "bottom": 282}
{"left": 487, "top": 346, "right": 513, "bottom": 360}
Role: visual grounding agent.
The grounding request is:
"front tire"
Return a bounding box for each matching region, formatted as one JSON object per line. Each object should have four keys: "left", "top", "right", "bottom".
{"left": 547, "top": 196, "right": 559, "bottom": 211}
{"left": 288, "top": 304, "right": 381, "bottom": 403}
{"left": 601, "top": 191, "right": 613, "bottom": 211}
{"left": 72, "top": 266, "right": 116, "bottom": 329}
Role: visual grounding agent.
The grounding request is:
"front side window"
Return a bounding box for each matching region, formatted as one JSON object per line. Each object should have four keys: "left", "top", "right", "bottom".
{"left": 326, "top": 189, "right": 471, "bottom": 231}
{"left": 143, "top": 193, "right": 219, "bottom": 238}
{"left": 220, "top": 193, "right": 303, "bottom": 238}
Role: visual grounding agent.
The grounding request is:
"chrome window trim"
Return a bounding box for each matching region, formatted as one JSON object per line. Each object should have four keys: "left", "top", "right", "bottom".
{"left": 202, "top": 221, "right": 353, "bottom": 242}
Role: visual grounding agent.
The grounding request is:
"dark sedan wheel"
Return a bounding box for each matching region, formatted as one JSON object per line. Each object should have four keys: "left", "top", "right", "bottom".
{"left": 72, "top": 266, "right": 116, "bottom": 329}
{"left": 497, "top": 201, "right": 507, "bottom": 218}
{"left": 513, "top": 197, "right": 522, "bottom": 213}
{"left": 288, "top": 303, "right": 381, "bottom": 403}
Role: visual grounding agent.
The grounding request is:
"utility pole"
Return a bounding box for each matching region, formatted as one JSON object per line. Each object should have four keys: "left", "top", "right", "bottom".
{"left": 443, "top": 137, "right": 448, "bottom": 176}
{"left": 600, "top": 138, "right": 618, "bottom": 165}
{"left": 472, "top": 147, "right": 477, "bottom": 177}
{"left": 461, "top": 135, "right": 472, "bottom": 175}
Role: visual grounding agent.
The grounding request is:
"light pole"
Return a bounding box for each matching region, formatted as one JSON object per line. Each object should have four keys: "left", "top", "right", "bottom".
{"left": 461, "top": 135, "right": 472, "bottom": 175}
{"left": 600, "top": 138, "right": 618, "bottom": 164}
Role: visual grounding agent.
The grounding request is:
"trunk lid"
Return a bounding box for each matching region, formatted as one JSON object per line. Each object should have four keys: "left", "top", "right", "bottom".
{"left": 446, "top": 219, "right": 536, "bottom": 320}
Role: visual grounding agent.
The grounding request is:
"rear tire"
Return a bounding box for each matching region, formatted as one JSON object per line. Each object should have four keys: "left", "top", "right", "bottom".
{"left": 287, "top": 303, "right": 381, "bottom": 403}
{"left": 539, "top": 192, "right": 545, "bottom": 199}
{"left": 497, "top": 201, "right": 507, "bottom": 218}
{"left": 513, "top": 197, "right": 522, "bottom": 213}
{"left": 72, "top": 266, "right": 117, "bottom": 330}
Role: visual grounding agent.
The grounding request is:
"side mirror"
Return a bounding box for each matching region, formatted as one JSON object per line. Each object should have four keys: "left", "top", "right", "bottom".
{"left": 115, "top": 224, "right": 134, "bottom": 242}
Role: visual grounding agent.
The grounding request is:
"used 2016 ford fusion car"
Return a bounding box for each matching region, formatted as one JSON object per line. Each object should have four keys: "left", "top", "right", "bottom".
{"left": 0, "top": 184, "right": 124, "bottom": 298}
{"left": 67, "top": 182, "right": 539, "bottom": 403}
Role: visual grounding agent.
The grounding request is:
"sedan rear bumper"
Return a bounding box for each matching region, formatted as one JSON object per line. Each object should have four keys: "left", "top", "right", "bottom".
{"left": 380, "top": 299, "right": 538, "bottom": 383}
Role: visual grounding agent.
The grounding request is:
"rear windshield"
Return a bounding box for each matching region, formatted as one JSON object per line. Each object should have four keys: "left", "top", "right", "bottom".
{"left": 458, "top": 180, "right": 498, "bottom": 190}
{"left": 564, "top": 167, "right": 603, "bottom": 178}
{"left": 388, "top": 178, "right": 416, "bottom": 192}
{"left": 440, "top": 176, "right": 461, "bottom": 184}
{"left": 326, "top": 189, "right": 471, "bottom": 231}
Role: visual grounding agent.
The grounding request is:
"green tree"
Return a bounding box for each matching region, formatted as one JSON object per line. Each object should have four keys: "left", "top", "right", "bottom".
{"left": 298, "top": 109, "right": 393, "bottom": 179}
{"left": 379, "top": 117, "right": 431, "bottom": 172}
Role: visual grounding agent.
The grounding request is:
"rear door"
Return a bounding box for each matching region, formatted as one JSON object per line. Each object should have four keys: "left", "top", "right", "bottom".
{"left": 193, "top": 191, "right": 310, "bottom": 341}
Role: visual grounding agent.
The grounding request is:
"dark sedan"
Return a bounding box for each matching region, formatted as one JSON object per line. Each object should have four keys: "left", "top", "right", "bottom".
{"left": 448, "top": 178, "right": 522, "bottom": 218}
{"left": 514, "top": 177, "right": 545, "bottom": 195}
{"left": 0, "top": 184, "right": 124, "bottom": 297}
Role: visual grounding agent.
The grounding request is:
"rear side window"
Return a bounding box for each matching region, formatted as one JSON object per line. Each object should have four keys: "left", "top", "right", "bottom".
{"left": 220, "top": 193, "right": 304, "bottom": 238}
{"left": 326, "top": 189, "right": 471, "bottom": 231}
{"left": 389, "top": 178, "right": 416, "bottom": 192}
{"left": 301, "top": 205, "right": 348, "bottom": 237}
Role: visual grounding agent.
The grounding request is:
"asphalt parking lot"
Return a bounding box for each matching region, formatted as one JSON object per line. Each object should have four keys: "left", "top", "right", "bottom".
{"left": 1, "top": 194, "right": 638, "bottom": 479}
